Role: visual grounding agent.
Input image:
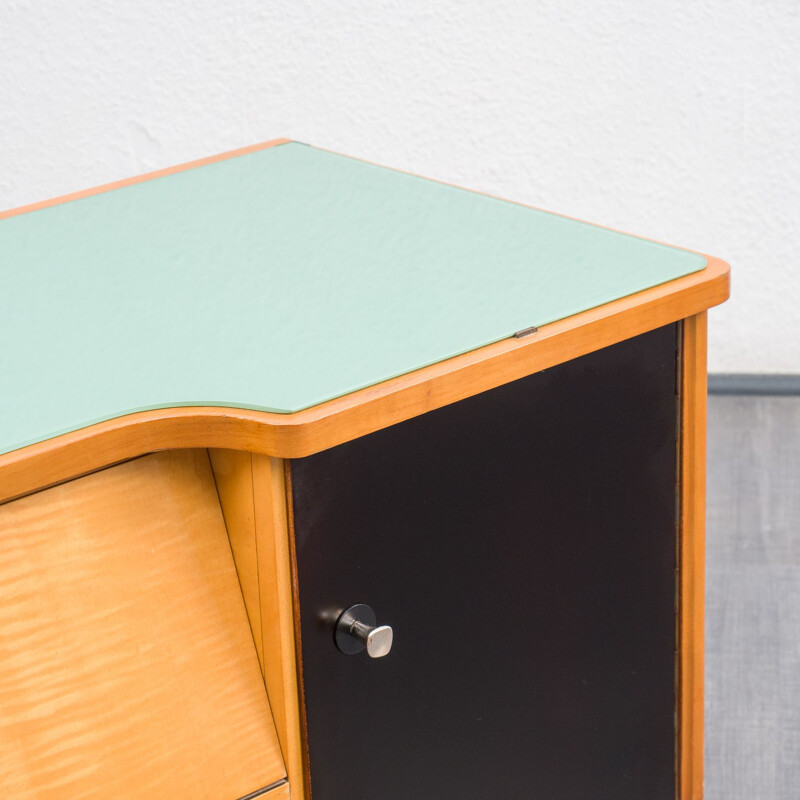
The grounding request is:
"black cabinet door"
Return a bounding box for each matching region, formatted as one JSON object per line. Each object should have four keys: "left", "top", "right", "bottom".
{"left": 291, "top": 325, "right": 678, "bottom": 800}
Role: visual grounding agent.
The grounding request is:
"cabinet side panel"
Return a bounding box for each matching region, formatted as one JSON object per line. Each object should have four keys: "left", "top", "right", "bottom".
{"left": 291, "top": 325, "right": 679, "bottom": 800}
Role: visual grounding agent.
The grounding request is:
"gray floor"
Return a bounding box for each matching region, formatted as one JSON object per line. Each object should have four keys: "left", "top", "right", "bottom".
{"left": 706, "top": 395, "right": 800, "bottom": 799}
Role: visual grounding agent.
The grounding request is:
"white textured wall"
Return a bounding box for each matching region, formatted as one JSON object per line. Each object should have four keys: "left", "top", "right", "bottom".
{"left": 2, "top": 0, "right": 798, "bottom": 373}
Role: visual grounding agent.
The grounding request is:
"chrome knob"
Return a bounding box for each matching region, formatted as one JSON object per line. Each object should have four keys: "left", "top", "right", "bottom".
{"left": 334, "top": 604, "right": 393, "bottom": 658}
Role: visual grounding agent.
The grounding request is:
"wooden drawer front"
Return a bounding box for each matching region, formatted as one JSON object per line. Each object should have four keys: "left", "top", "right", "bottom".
{"left": 0, "top": 450, "right": 286, "bottom": 799}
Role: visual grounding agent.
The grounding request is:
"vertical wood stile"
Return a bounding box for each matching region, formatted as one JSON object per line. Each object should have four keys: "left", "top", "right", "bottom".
{"left": 679, "top": 312, "right": 707, "bottom": 800}
{"left": 251, "top": 455, "right": 305, "bottom": 800}
{"left": 209, "top": 451, "right": 305, "bottom": 800}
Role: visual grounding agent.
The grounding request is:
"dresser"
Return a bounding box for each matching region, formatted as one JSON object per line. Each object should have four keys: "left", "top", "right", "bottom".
{"left": 0, "top": 139, "right": 729, "bottom": 799}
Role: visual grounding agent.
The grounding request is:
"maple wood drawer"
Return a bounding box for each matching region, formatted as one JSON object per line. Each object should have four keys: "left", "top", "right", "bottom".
{"left": 0, "top": 451, "right": 287, "bottom": 800}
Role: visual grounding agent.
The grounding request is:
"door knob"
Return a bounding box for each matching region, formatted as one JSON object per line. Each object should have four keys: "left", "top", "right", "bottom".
{"left": 334, "top": 604, "right": 393, "bottom": 658}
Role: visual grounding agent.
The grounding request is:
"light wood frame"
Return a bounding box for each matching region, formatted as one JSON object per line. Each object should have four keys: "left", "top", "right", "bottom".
{"left": 678, "top": 312, "right": 708, "bottom": 800}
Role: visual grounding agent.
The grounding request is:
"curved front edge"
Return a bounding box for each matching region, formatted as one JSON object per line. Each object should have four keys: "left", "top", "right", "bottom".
{"left": 0, "top": 256, "right": 729, "bottom": 504}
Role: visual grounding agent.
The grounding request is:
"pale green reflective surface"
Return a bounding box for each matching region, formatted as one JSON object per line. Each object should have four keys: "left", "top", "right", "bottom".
{"left": 0, "top": 142, "right": 705, "bottom": 455}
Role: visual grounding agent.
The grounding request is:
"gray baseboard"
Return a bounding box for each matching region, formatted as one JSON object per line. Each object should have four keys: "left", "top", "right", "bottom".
{"left": 708, "top": 374, "right": 800, "bottom": 395}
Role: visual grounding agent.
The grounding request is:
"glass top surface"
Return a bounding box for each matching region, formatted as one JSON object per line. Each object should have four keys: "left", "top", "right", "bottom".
{"left": 0, "top": 142, "right": 705, "bottom": 455}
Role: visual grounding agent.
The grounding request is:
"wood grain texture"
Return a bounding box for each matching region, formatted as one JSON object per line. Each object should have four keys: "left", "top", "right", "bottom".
{"left": 679, "top": 312, "right": 708, "bottom": 800}
{"left": 0, "top": 450, "right": 285, "bottom": 799}
{"left": 208, "top": 451, "right": 305, "bottom": 800}
{"left": 0, "top": 256, "right": 729, "bottom": 505}
{"left": 209, "top": 448, "right": 263, "bottom": 669}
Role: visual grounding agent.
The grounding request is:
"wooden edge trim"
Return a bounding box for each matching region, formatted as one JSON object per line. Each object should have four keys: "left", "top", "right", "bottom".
{"left": 0, "top": 138, "right": 291, "bottom": 221}
{"left": 282, "top": 461, "right": 312, "bottom": 800}
{"left": 678, "top": 312, "right": 707, "bottom": 800}
{"left": 258, "top": 455, "right": 306, "bottom": 800}
{"left": 0, "top": 256, "right": 729, "bottom": 504}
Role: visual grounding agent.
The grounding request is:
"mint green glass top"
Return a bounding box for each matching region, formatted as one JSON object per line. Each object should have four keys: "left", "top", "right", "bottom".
{"left": 0, "top": 142, "right": 705, "bottom": 456}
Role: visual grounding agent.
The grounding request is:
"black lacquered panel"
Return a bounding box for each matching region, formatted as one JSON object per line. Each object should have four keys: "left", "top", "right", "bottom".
{"left": 291, "top": 324, "right": 678, "bottom": 800}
